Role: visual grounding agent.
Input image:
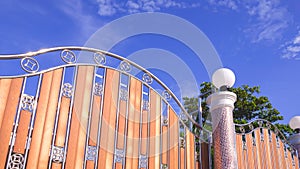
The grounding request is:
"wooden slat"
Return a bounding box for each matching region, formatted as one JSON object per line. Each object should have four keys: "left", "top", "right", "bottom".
{"left": 254, "top": 129, "right": 263, "bottom": 169}
{"left": 51, "top": 163, "right": 62, "bottom": 169}
{"left": 271, "top": 132, "right": 280, "bottom": 169}
{"left": 263, "top": 129, "right": 273, "bottom": 168}
{"left": 13, "top": 110, "right": 32, "bottom": 154}
{"left": 236, "top": 134, "right": 244, "bottom": 169}
{"left": 88, "top": 95, "right": 102, "bottom": 146}
{"left": 294, "top": 153, "right": 299, "bottom": 169}
{"left": 26, "top": 69, "right": 62, "bottom": 168}
{"left": 54, "top": 97, "right": 71, "bottom": 147}
{"left": 66, "top": 66, "right": 94, "bottom": 168}
{"left": 287, "top": 149, "right": 293, "bottom": 169}
{"left": 169, "top": 108, "right": 178, "bottom": 169}
{"left": 186, "top": 129, "right": 195, "bottom": 169}
{"left": 0, "top": 77, "right": 23, "bottom": 169}
{"left": 201, "top": 143, "right": 209, "bottom": 169}
{"left": 180, "top": 147, "right": 185, "bottom": 169}
{"left": 0, "top": 79, "right": 12, "bottom": 127}
{"left": 116, "top": 100, "right": 127, "bottom": 149}
{"left": 98, "top": 69, "right": 119, "bottom": 169}
{"left": 125, "top": 77, "right": 142, "bottom": 169}
{"left": 161, "top": 126, "right": 168, "bottom": 164}
{"left": 245, "top": 133, "right": 255, "bottom": 169}
{"left": 279, "top": 140, "right": 287, "bottom": 169}
{"left": 148, "top": 89, "right": 161, "bottom": 169}
{"left": 140, "top": 109, "right": 148, "bottom": 155}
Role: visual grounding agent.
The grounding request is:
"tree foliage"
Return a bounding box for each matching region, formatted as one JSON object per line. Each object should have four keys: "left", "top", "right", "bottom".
{"left": 183, "top": 82, "right": 293, "bottom": 137}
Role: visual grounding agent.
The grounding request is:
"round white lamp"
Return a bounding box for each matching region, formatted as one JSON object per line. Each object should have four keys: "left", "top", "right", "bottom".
{"left": 212, "top": 68, "right": 236, "bottom": 90}
{"left": 289, "top": 116, "right": 300, "bottom": 133}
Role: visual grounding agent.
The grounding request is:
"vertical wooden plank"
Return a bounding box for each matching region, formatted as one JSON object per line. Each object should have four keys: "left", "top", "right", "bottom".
{"left": 55, "top": 97, "right": 71, "bottom": 147}
{"left": 201, "top": 143, "right": 209, "bottom": 169}
{"left": 66, "top": 66, "right": 94, "bottom": 168}
{"left": 180, "top": 147, "right": 185, "bottom": 169}
{"left": 0, "top": 77, "right": 23, "bottom": 169}
{"left": 245, "top": 133, "right": 255, "bottom": 169}
{"left": 88, "top": 95, "right": 101, "bottom": 146}
{"left": 0, "top": 79, "right": 12, "bottom": 127}
{"left": 236, "top": 134, "right": 244, "bottom": 169}
{"left": 254, "top": 129, "right": 263, "bottom": 169}
{"left": 287, "top": 150, "right": 293, "bottom": 169}
{"left": 169, "top": 108, "right": 178, "bottom": 169}
{"left": 26, "top": 71, "right": 53, "bottom": 168}
{"left": 279, "top": 140, "right": 287, "bottom": 169}
{"left": 294, "top": 153, "right": 299, "bottom": 169}
{"left": 271, "top": 132, "right": 280, "bottom": 169}
{"left": 140, "top": 109, "right": 148, "bottom": 155}
{"left": 161, "top": 126, "right": 168, "bottom": 165}
{"left": 263, "top": 129, "right": 273, "bottom": 169}
{"left": 97, "top": 69, "right": 119, "bottom": 169}
{"left": 116, "top": 100, "right": 127, "bottom": 149}
{"left": 13, "top": 110, "right": 32, "bottom": 154}
{"left": 186, "top": 130, "right": 195, "bottom": 169}
{"left": 148, "top": 89, "right": 161, "bottom": 169}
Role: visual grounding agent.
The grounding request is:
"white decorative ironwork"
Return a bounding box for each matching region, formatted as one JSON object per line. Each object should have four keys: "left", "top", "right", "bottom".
{"left": 8, "top": 153, "right": 24, "bottom": 169}
{"left": 161, "top": 164, "right": 168, "bottom": 169}
{"left": 139, "top": 155, "right": 148, "bottom": 168}
{"left": 21, "top": 57, "right": 39, "bottom": 73}
{"left": 52, "top": 146, "right": 64, "bottom": 163}
{"left": 180, "top": 113, "right": 188, "bottom": 122}
{"left": 162, "top": 90, "right": 171, "bottom": 101}
{"left": 21, "top": 94, "right": 35, "bottom": 111}
{"left": 180, "top": 137, "right": 185, "bottom": 148}
{"left": 142, "top": 100, "right": 149, "bottom": 111}
{"left": 60, "top": 49, "right": 76, "bottom": 64}
{"left": 94, "top": 82, "right": 103, "bottom": 96}
{"left": 115, "top": 149, "right": 124, "bottom": 163}
{"left": 162, "top": 116, "right": 168, "bottom": 126}
{"left": 120, "top": 88, "right": 128, "bottom": 101}
{"left": 94, "top": 52, "right": 106, "bottom": 65}
{"left": 120, "top": 61, "right": 131, "bottom": 72}
{"left": 142, "top": 73, "right": 153, "bottom": 84}
{"left": 86, "top": 146, "right": 97, "bottom": 161}
{"left": 62, "top": 83, "right": 73, "bottom": 98}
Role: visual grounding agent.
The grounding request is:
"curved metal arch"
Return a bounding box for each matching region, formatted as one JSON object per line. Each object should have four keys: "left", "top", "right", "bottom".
{"left": 0, "top": 46, "right": 202, "bottom": 131}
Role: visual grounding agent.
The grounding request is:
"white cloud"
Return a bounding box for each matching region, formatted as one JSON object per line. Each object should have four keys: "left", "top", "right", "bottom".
{"left": 281, "top": 31, "right": 300, "bottom": 59}
{"left": 95, "top": 0, "right": 200, "bottom": 16}
{"left": 208, "top": 0, "right": 238, "bottom": 10}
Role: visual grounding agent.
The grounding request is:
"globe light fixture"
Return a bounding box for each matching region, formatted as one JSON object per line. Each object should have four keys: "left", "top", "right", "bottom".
{"left": 289, "top": 116, "right": 300, "bottom": 133}
{"left": 212, "top": 68, "right": 235, "bottom": 90}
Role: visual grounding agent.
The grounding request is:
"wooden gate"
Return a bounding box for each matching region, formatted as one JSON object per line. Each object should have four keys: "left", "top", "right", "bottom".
{"left": 0, "top": 47, "right": 210, "bottom": 169}
{"left": 235, "top": 119, "right": 300, "bottom": 169}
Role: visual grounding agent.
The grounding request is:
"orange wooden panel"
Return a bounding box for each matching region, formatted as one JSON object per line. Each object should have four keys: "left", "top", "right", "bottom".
{"left": 66, "top": 66, "right": 94, "bottom": 168}
{"left": 86, "top": 160, "right": 95, "bottom": 169}
{"left": 263, "top": 129, "right": 273, "bottom": 169}
{"left": 294, "top": 153, "right": 299, "bottom": 169}
{"left": 115, "top": 162, "right": 122, "bottom": 169}
{"left": 169, "top": 108, "right": 178, "bottom": 169}
{"left": 161, "top": 126, "right": 168, "bottom": 164}
{"left": 271, "top": 132, "right": 280, "bottom": 169}
{"left": 13, "top": 110, "right": 32, "bottom": 154}
{"left": 26, "top": 71, "right": 54, "bottom": 168}
{"left": 117, "top": 100, "right": 127, "bottom": 149}
{"left": 148, "top": 89, "right": 161, "bottom": 169}
{"left": 0, "top": 79, "right": 12, "bottom": 127}
{"left": 254, "top": 129, "right": 263, "bottom": 169}
{"left": 51, "top": 162, "right": 62, "bottom": 169}
{"left": 27, "top": 69, "right": 63, "bottom": 168}
{"left": 126, "top": 77, "right": 142, "bottom": 169}
{"left": 287, "top": 149, "right": 293, "bottom": 169}
{"left": 97, "top": 69, "right": 119, "bottom": 169}
{"left": 245, "top": 133, "right": 255, "bottom": 169}
{"left": 0, "top": 77, "right": 23, "bottom": 169}
{"left": 88, "top": 95, "right": 101, "bottom": 146}
{"left": 201, "top": 143, "right": 209, "bottom": 169}
{"left": 180, "top": 148, "right": 185, "bottom": 169}
{"left": 186, "top": 129, "right": 195, "bottom": 169}
{"left": 236, "top": 134, "right": 244, "bottom": 169}
{"left": 55, "top": 97, "right": 71, "bottom": 147}
{"left": 279, "top": 140, "right": 287, "bottom": 169}
{"left": 140, "top": 110, "right": 148, "bottom": 155}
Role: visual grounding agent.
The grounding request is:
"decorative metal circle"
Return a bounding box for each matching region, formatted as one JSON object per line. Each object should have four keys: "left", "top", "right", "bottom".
{"left": 21, "top": 57, "right": 39, "bottom": 73}
{"left": 248, "top": 124, "right": 254, "bottom": 130}
{"left": 119, "top": 61, "right": 131, "bottom": 72}
{"left": 257, "top": 120, "right": 263, "bottom": 127}
{"left": 60, "top": 49, "right": 76, "bottom": 64}
{"left": 62, "top": 83, "right": 73, "bottom": 98}
{"left": 142, "top": 73, "right": 153, "bottom": 84}
{"left": 94, "top": 52, "right": 106, "bottom": 65}
{"left": 162, "top": 90, "right": 171, "bottom": 101}
{"left": 8, "top": 153, "right": 24, "bottom": 169}
{"left": 266, "top": 122, "right": 271, "bottom": 129}
{"left": 180, "top": 113, "right": 188, "bottom": 122}
{"left": 239, "top": 126, "right": 245, "bottom": 133}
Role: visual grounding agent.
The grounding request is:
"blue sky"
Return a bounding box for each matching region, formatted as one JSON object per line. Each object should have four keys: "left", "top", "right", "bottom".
{"left": 1, "top": 0, "right": 300, "bottom": 124}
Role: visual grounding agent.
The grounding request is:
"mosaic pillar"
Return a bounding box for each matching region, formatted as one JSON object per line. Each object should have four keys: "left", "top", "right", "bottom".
{"left": 207, "top": 91, "right": 237, "bottom": 169}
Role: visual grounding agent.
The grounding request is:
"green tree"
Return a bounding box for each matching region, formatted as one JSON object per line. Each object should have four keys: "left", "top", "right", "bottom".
{"left": 183, "top": 82, "right": 293, "bottom": 137}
